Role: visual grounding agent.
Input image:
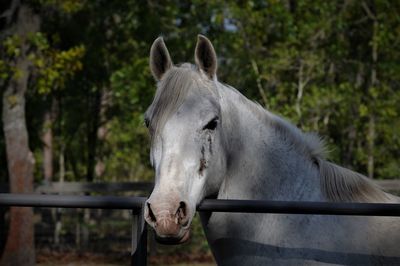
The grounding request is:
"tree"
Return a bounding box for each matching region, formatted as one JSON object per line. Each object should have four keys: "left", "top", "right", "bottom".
{"left": 0, "top": 2, "right": 39, "bottom": 265}
{"left": 1, "top": 1, "right": 84, "bottom": 264}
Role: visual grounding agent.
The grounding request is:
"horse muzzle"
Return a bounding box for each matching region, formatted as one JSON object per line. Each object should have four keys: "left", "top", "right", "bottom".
{"left": 144, "top": 199, "right": 192, "bottom": 245}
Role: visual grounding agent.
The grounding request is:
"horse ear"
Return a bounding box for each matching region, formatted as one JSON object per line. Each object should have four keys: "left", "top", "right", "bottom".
{"left": 195, "top": 35, "right": 217, "bottom": 79}
{"left": 150, "top": 37, "right": 173, "bottom": 81}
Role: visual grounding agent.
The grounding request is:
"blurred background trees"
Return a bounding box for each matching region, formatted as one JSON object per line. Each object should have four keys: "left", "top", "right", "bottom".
{"left": 1, "top": 0, "right": 399, "bottom": 264}
{"left": 1, "top": 0, "right": 398, "bottom": 185}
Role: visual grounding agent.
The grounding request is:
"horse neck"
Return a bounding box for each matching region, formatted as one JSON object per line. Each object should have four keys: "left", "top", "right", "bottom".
{"left": 218, "top": 84, "right": 324, "bottom": 201}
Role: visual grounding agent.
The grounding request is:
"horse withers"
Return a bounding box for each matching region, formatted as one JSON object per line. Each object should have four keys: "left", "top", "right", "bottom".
{"left": 143, "top": 35, "right": 400, "bottom": 265}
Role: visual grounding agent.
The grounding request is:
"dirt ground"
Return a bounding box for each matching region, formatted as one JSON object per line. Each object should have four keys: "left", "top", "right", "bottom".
{"left": 36, "top": 250, "right": 216, "bottom": 266}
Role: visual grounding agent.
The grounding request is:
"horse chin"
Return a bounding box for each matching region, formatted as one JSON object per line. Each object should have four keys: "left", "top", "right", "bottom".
{"left": 155, "top": 228, "right": 190, "bottom": 245}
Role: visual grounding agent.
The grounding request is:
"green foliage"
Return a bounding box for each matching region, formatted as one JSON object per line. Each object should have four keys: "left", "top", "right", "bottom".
{"left": 38, "top": 0, "right": 85, "bottom": 13}
{"left": 33, "top": 44, "right": 85, "bottom": 94}
{"left": 104, "top": 59, "right": 153, "bottom": 181}
{"left": 1, "top": 0, "right": 398, "bottom": 183}
{"left": 3, "top": 35, "right": 22, "bottom": 57}
{"left": 1, "top": 32, "right": 85, "bottom": 94}
{"left": 3, "top": 0, "right": 395, "bottom": 183}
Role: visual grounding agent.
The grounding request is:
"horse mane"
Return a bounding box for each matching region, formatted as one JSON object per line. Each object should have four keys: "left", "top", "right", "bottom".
{"left": 266, "top": 106, "right": 392, "bottom": 203}
{"left": 266, "top": 112, "right": 328, "bottom": 160}
{"left": 316, "top": 158, "right": 393, "bottom": 203}
{"left": 236, "top": 96, "right": 328, "bottom": 160}
{"left": 235, "top": 92, "right": 392, "bottom": 203}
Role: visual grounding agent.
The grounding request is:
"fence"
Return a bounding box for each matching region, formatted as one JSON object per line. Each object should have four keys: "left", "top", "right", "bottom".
{"left": 0, "top": 181, "right": 155, "bottom": 258}
{"left": 1, "top": 193, "right": 400, "bottom": 265}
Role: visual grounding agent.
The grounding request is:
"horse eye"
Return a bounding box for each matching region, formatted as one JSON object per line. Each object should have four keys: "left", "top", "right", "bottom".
{"left": 203, "top": 117, "right": 219, "bottom": 131}
{"left": 144, "top": 118, "right": 150, "bottom": 128}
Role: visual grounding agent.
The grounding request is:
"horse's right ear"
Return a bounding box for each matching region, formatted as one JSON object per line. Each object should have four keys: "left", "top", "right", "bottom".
{"left": 150, "top": 37, "right": 173, "bottom": 81}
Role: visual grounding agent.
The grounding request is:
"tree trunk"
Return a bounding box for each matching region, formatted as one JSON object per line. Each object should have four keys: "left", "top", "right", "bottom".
{"left": 87, "top": 86, "right": 111, "bottom": 181}
{"left": 0, "top": 4, "right": 39, "bottom": 266}
{"left": 86, "top": 88, "right": 101, "bottom": 182}
{"left": 363, "top": 1, "right": 378, "bottom": 179}
{"left": 295, "top": 60, "right": 311, "bottom": 128}
{"left": 1, "top": 38, "right": 35, "bottom": 262}
{"left": 367, "top": 18, "right": 378, "bottom": 179}
{"left": 344, "top": 63, "right": 364, "bottom": 167}
{"left": 42, "top": 101, "right": 55, "bottom": 184}
{"left": 94, "top": 88, "right": 111, "bottom": 179}
{"left": 367, "top": 115, "right": 375, "bottom": 178}
{"left": 54, "top": 145, "right": 65, "bottom": 246}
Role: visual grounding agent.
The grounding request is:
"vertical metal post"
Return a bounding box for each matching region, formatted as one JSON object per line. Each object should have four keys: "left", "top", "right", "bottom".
{"left": 131, "top": 205, "right": 147, "bottom": 266}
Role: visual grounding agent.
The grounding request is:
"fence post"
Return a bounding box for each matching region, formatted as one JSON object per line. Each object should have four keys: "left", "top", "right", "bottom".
{"left": 131, "top": 205, "right": 147, "bottom": 266}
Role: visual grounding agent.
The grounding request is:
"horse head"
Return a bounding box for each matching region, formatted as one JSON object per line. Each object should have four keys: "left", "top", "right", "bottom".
{"left": 144, "top": 35, "right": 227, "bottom": 244}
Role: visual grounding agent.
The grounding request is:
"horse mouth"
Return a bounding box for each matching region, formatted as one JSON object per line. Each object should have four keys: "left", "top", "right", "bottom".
{"left": 155, "top": 228, "right": 190, "bottom": 245}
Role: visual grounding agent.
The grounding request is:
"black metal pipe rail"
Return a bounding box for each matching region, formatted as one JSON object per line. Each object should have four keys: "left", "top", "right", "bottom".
{"left": 1, "top": 193, "right": 400, "bottom": 216}
{"left": 199, "top": 199, "right": 400, "bottom": 216}
{"left": 0, "top": 193, "right": 146, "bottom": 211}
{"left": 1, "top": 193, "right": 400, "bottom": 266}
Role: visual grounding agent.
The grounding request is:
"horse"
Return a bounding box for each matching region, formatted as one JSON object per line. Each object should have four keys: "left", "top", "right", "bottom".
{"left": 143, "top": 35, "right": 400, "bottom": 265}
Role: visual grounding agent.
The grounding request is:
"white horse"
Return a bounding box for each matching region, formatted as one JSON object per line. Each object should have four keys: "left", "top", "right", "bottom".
{"left": 143, "top": 35, "right": 400, "bottom": 265}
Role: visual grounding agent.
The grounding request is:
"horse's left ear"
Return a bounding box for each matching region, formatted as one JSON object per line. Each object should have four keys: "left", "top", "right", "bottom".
{"left": 195, "top": 35, "right": 217, "bottom": 79}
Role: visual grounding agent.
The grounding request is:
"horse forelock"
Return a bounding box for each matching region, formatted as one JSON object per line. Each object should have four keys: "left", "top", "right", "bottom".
{"left": 146, "top": 63, "right": 216, "bottom": 140}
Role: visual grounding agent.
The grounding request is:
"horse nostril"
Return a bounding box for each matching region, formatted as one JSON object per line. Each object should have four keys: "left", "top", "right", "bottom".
{"left": 176, "top": 201, "right": 189, "bottom": 225}
{"left": 146, "top": 202, "right": 157, "bottom": 223}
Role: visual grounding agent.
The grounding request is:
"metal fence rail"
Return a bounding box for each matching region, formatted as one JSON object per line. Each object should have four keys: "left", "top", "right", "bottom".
{"left": 0, "top": 194, "right": 146, "bottom": 210}
{"left": 2, "top": 194, "right": 400, "bottom": 216}
{"left": 1, "top": 193, "right": 400, "bottom": 265}
{"left": 199, "top": 198, "right": 400, "bottom": 216}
